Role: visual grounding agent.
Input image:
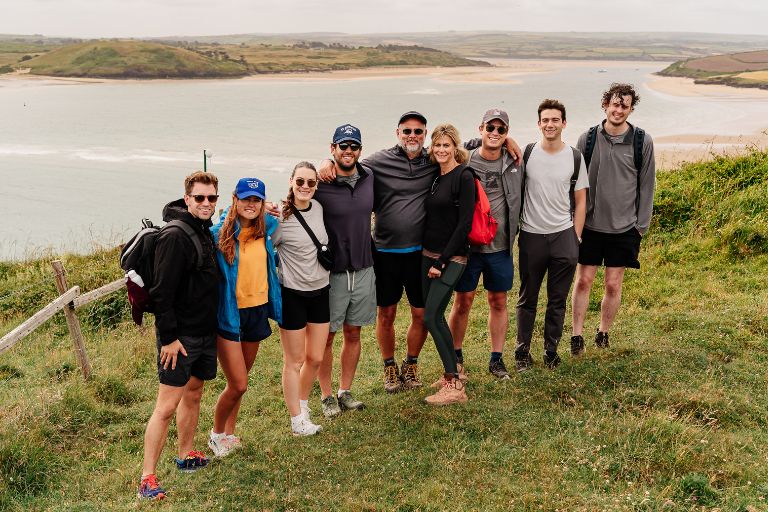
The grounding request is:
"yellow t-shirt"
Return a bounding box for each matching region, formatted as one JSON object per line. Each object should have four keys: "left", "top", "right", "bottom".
{"left": 235, "top": 227, "right": 268, "bottom": 308}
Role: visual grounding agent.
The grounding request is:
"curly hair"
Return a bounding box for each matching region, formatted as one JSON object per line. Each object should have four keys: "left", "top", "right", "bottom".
{"left": 218, "top": 192, "right": 266, "bottom": 265}
{"left": 538, "top": 98, "right": 566, "bottom": 121}
{"left": 428, "top": 123, "right": 468, "bottom": 165}
{"left": 282, "top": 161, "right": 318, "bottom": 221}
{"left": 601, "top": 82, "right": 640, "bottom": 108}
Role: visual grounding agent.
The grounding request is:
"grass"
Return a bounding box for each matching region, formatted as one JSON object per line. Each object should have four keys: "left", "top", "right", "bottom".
{"left": 1, "top": 151, "right": 768, "bottom": 510}
{"left": 658, "top": 50, "right": 768, "bottom": 90}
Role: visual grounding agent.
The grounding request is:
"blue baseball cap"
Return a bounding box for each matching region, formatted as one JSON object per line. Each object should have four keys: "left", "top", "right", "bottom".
{"left": 235, "top": 177, "right": 266, "bottom": 200}
{"left": 332, "top": 124, "right": 362, "bottom": 144}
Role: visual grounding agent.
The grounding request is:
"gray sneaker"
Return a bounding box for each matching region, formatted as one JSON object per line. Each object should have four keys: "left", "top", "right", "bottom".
{"left": 337, "top": 391, "right": 365, "bottom": 411}
{"left": 321, "top": 395, "right": 342, "bottom": 418}
{"left": 488, "top": 358, "right": 511, "bottom": 380}
{"left": 515, "top": 354, "right": 534, "bottom": 373}
{"left": 595, "top": 330, "right": 610, "bottom": 349}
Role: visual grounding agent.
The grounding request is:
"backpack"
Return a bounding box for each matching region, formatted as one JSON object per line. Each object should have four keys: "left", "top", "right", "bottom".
{"left": 119, "top": 218, "right": 203, "bottom": 325}
{"left": 522, "top": 143, "right": 582, "bottom": 220}
{"left": 451, "top": 165, "right": 498, "bottom": 246}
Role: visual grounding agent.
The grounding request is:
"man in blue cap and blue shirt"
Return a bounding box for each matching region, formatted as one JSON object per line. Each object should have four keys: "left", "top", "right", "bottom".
{"left": 313, "top": 124, "right": 376, "bottom": 418}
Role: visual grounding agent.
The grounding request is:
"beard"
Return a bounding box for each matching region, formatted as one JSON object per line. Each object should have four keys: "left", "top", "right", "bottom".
{"left": 335, "top": 158, "right": 357, "bottom": 172}
{"left": 399, "top": 142, "right": 423, "bottom": 154}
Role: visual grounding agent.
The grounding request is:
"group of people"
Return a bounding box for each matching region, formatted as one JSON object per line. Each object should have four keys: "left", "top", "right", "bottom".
{"left": 137, "top": 81, "right": 656, "bottom": 500}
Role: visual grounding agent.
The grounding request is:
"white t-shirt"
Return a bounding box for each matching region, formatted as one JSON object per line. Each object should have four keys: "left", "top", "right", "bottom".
{"left": 272, "top": 199, "right": 330, "bottom": 292}
{"left": 520, "top": 143, "right": 589, "bottom": 234}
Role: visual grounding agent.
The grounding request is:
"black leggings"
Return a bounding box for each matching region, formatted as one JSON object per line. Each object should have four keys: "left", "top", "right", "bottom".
{"left": 421, "top": 257, "right": 465, "bottom": 376}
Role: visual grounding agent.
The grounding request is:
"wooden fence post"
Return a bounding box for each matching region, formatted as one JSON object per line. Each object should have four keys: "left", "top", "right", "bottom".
{"left": 51, "top": 260, "right": 92, "bottom": 380}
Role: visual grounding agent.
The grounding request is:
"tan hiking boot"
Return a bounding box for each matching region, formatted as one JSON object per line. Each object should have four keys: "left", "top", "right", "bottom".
{"left": 424, "top": 377, "right": 468, "bottom": 406}
{"left": 400, "top": 360, "right": 423, "bottom": 390}
{"left": 430, "top": 362, "right": 468, "bottom": 388}
{"left": 383, "top": 364, "right": 402, "bottom": 394}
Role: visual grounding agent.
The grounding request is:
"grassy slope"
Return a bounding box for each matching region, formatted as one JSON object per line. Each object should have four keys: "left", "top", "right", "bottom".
{"left": 1, "top": 152, "right": 767, "bottom": 510}
{"left": 658, "top": 50, "right": 768, "bottom": 90}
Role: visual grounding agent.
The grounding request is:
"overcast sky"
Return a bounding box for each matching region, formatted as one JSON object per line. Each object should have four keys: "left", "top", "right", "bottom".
{"left": 1, "top": 0, "right": 767, "bottom": 38}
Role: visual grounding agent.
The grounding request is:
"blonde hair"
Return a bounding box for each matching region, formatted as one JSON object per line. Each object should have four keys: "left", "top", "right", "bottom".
{"left": 428, "top": 123, "right": 468, "bottom": 165}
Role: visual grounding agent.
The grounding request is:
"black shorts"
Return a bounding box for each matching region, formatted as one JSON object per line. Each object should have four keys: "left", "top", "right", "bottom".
{"left": 279, "top": 285, "right": 331, "bottom": 330}
{"left": 373, "top": 250, "right": 425, "bottom": 308}
{"left": 156, "top": 332, "right": 217, "bottom": 387}
{"left": 578, "top": 227, "right": 642, "bottom": 269}
{"left": 217, "top": 304, "right": 272, "bottom": 342}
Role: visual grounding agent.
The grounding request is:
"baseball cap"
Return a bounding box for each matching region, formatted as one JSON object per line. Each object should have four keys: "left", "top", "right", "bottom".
{"left": 332, "top": 124, "right": 362, "bottom": 144}
{"left": 398, "top": 111, "right": 427, "bottom": 126}
{"left": 235, "top": 177, "right": 266, "bottom": 200}
{"left": 482, "top": 108, "right": 509, "bottom": 126}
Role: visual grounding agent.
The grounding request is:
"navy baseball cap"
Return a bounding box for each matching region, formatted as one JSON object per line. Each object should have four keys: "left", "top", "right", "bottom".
{"left": 398, "top": 111, "right": 427, "bottom": 125}
{"left": 235, "top": 177, "right": 266, "bottom": 200}
{"left": 332, "top": 124, "right": 362, "bottom": 144}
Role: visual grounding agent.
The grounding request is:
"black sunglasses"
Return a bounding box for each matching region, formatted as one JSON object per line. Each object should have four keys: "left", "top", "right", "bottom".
{"left": 294, "top": 177, "right": 317, "bottom": 188}
{"left": 336, "top": 142, "right": 361, "bottom": 151}
{"left": 401, "top": 128, "right": 424, "bottom": 136}
{"left": 189, "top": 194, "right": 219, "bottom": 203}
{"left": 485, "top": 124, "right": 508, "bottom": 135}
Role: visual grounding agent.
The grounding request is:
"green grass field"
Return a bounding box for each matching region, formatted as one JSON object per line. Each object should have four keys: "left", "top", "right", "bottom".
{"left": 658, "top": 50, "right": 768, "bottom": 90}
{"left": 1, "top": 151, "right": 767, "bottom": 510}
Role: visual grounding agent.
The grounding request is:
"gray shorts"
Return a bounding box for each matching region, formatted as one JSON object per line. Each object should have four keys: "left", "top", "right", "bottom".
{"left": 329, "top": 266, "right": 377, "bottom": 332}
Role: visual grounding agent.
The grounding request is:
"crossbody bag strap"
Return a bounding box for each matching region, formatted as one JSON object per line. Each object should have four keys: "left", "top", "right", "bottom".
{"left": 292, "top": 207, "right": 324, "bottom": 251}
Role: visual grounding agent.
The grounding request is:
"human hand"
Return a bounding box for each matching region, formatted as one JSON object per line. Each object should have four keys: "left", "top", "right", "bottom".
{"left": 265, "top": 201, "right": 280, "bottom": 218}
{"left": 160, "top": 340, "right": 187, "bottom": 370}
{"left": 428, "top": 267, "right": 442, "bottom": 279}
{"left": 504, "top": 136, "right": 522, "bottom": 162}
{"left": 318, "top": 159, "right": 336, "bottom": 182}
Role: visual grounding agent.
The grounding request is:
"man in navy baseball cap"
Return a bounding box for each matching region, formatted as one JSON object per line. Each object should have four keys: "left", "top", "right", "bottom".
{"left": 332, "top": 124, "right": 362, "bottom": 145}
{"left": 234, "top": 177, "right": 266, "bottom": 200}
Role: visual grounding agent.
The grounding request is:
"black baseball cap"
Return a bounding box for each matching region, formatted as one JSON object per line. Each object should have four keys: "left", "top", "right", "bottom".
{"left": 398, "top": 111, "right": 427, "bottom": 125}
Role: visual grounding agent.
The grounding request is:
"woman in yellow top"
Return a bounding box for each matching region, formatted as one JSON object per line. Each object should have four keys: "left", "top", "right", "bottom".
{"left": 209, "top": 177, "right": 282, "bottom": 456}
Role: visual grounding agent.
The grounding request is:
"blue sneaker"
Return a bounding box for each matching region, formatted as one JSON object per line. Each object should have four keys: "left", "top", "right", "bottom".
{"left": 137, "top": 474, "right": 166, "bottom": 500}
{"left": 175, "top": 450, "right": 209, "bottom": 472}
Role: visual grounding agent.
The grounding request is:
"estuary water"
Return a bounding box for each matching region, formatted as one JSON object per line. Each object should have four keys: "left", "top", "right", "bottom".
{"left": 1, "top": 59, "right": 767, "bottom": 260}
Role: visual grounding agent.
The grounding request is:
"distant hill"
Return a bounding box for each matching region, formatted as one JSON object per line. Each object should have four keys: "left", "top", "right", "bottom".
{"left": 658, "top": 50, "right": 768, "bottom": 90}
{"left": 21, "top": 40, "right": 248, "bottom": 78}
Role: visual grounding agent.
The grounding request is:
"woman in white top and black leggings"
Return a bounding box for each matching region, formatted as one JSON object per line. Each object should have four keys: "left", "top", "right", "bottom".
{"left": 272, "top": 161, "right": 331, "bottom": 436}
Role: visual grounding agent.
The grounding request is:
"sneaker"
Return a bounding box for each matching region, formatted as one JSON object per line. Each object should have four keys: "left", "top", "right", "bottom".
{"left": 543, "top": 351, "right": 562, "bottom": 369}
{"left": 595, "top": 330, "right": 610, "bottom": 349}
{"left": 515, "top": 354, "right": 534, "bottom": 373}
{"left": 208, "top": 432, "right": 234, "bottom": 458}
{"left": 175, "top": 450, "right": 209, "bottom": 472}
{"left": 570, "top": 335, "right": 585, "bottom": 356}
{"left": 424, "top": 378, "right": 468, "bottom": 406}
{"left": 488, "top": 358, "right": 511, "bottom": 380}
{"left": 383, "top": 363, "right": 402, "bottom": 393}
{"left": 301, "top": 402, "right": 312, "bottom": 420}
{"left": 137, "top": 474, "right": 166, "bottom": 500}
{"left": 400, "top": 360, "right": 423, "bottom": 390}
{"left": 337, "top": 391, "right": 365, "bottom": 411}
{"left": 430, "top": 361, "right": 468, "bottom": 388}
{"left": 225, "top": 434, "right": 241, "bottom": 450}
{"left": 292, "top": 417, "right": 323, "bottom": 437}
{"left": 321, "top": 395, "right": 342, "bottom": 418}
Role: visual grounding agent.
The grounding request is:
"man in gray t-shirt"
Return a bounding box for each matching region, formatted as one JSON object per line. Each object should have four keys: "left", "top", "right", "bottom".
{"left": 447, "top": 109, "right": 523, "bottom": 381}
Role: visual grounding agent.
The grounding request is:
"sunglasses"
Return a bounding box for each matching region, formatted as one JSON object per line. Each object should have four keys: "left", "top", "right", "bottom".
{"left": 401, "top": 128, "right": 424, "bottom": 136}
{"left": 294, "top": 177, "right": 317, "bottom": 188}
{"left": 485, "top": 123, "right": 507, "bottom": 135}
{"left": 189, "top": 194, "right": 219, "bottom": 203}
{"left": 484, "top": 124, "right": 508, "bottom": 135}
{"left": 336, "top": 143, "right": 361, "bottom": 151}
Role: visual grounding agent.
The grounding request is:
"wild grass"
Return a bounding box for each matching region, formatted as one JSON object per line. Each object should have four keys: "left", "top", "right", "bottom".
{"left": 0, "top": 151, "right": 767, "bottom": 510}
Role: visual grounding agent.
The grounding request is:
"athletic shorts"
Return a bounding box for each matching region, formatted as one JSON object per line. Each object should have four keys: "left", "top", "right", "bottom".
{"left": 156, "top": 332, "right": 217, "bottom": 387}
{"left": 279, "top": 285, "right": 331, "bottom": 330}
{"left": 217, "top": 304, "right": 272, "bottom": 342}
{"left": 374, "top": 250, "right": 424, "bottom": 308}
{"left": 329, "top": 266, "right": 377, "bottom": 333}
{"left": 455, "top": 249, "right": 514, "bottom": 293}
{"left": 578, "top": 227, "right": 641, "bottom": 269}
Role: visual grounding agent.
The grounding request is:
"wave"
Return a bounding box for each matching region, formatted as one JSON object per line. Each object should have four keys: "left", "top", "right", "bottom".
{"left": 408, "top": 88, "right": 442, "bottom": 95}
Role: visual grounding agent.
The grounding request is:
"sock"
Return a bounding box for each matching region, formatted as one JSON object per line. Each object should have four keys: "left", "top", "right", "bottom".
{"left": 299, "top": 400, "right": 309, "bottom": 415}
{"left": 337, "top": 389, "right": 349, "bottom": 398}
{"left": 490, "top": 351, "right": 502, "bottom": 364}
{"left": 290, "top": 414, "right": 303, "bottom": 429}
{"left": 406, "top": 355, "right": 418, "bottom": 364}
{"left": 383, "top": 358, "right": 396, "bottom": 367}
{"left": 455, "top": 349, "right": 463, "bottom": 362}
{"left": 210, "top": 430, "right": 225, "bottom": 440}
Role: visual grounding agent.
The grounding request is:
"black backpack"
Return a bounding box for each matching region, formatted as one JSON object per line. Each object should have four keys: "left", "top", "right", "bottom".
{"left": 522, "top": 143, "right": 582, "bottom": 220}
{"left": 584, "top": 124, "right": 645, "bottom": 172}
{"left": 119, "top": 218, "right": 203, "bottom": 314}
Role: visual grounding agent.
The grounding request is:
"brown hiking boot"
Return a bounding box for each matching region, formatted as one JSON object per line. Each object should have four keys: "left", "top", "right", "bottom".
{"left": 424, "top": 377, "right": 468, "bottom": 406}
{"left": 400, "top": 360, "right": 423, "bottom": 390}
{"left": 430, "top": 362, "right": 468, "bottom": 388}
{"left": 383, "top": 364, "right": 402, "bottom": 394}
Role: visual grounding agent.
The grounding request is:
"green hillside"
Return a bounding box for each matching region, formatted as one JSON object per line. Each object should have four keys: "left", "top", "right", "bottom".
{"left": 1, "top": 151, "right": 767, "bottom": 509}
{"left": 21, "top": 40, "right": 248, "bottom": 78}
{"left": 658, "top": 50, "right": 768, "bottom": 90}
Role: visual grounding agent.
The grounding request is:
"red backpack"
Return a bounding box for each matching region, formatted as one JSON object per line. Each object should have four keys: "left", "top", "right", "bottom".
{"left": 452, "top": 166, "right": 498, "bottom": 246}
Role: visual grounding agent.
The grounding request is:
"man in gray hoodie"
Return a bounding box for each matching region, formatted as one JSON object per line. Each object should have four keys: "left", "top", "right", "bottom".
{"left": 570, "top": 83, "right": 655, "bottom": 353}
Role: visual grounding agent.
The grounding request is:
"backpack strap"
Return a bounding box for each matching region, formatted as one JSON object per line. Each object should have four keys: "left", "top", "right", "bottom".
{"left": 632, "top": 126, "right": 646, "bottom": 217}
{"left": 522, "top": 142, "right": 536, "bottom": 166}
{"left": 164, "top": 220, "right": 204, "bottom": 270}
{"left": 583, "top": 125, "right": 599, "bottom": 169}
{"left": 520, "top": 142, "right": 536, "bottom": 220}
{"left": 450, "top": 164, "right": 471, "bottom": 207}
{"left": 569, "top": 147, "right": 582, "bottom": 221}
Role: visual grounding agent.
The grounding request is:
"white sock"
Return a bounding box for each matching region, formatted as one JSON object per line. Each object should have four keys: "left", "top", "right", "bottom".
{"left": 290, "top": 414, "right": 304, "bottom": 429}
{"left": 210, "top": 430, "right": 225, "bottom": 440}
{"left": 299, "top": 399, "right": 309, "bottom": 410}
{"left": 337, "top": 389, "right": 349, "bottom": 398}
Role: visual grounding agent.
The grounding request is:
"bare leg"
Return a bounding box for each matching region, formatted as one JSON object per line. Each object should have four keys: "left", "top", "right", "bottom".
{"left": 318, "top": 331, "right": 336, "bottom": 398}
{"left": 405, "top": 306, "right": 428, "bottom": 357}
{"left": 212, "top": 337, "right": 250, "bottom": 434}
{"left": 142, "top": 383, "right": 185, "bottom": 476}
{"left": 280, "top": 327, "right": 306, "bottom": 418}
{"left": 300, "top": 322, "right": 331, "bottom": 400}
{"left": 339, "top": 324, "right": 362, "bottom": 390}
{"left": 447, "top": 291, "right": 476, "bottom": 350}
{"left": 376, "top": 305, "right": 397, "bottom": 360}
{"left": 571, "top": 264, "right": 598, "bottom": 336}
{"left": 223, "top": 341, "right": 260, "bottom": 435}
{"left": 487, "top": 291, "right": 509, "bottom": 353}
{"left": 175, "top": 376, "right": 205, "bottom": 458}
{"left": 600, "top": 267, "right": 626, "bottom": 332}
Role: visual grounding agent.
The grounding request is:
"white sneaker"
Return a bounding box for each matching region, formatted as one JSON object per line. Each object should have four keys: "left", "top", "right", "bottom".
{"left": 208, "top": 432, "right": 234, "bottom": 458}
{"left": 225, "top": 434, "right": 241, "bottom": 450}
{"left": 291, "top": 418, "right": 323, "bottom": 437}
{"left": 300, "top": 404, "right": 312, "bottom": 421}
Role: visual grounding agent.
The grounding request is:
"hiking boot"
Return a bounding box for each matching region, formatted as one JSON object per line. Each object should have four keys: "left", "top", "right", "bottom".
{"left": 400, "top": 359, "right": 423, "bottom": 390}
{"left": 383, "top": 363, "right": 402, "bottom": 394}
{"left": 175, "top": 450, "right": 209, "bottom": 472}
{"left": 430, "top": 361, "right": 468, "bottom": 388}
{"left": 543, "top": 351, "right": 562, "bottom": 370}
{"left": 208, "top": 431, "right": 234, "bottom": 458}
{"left": 595, "top": 330, "right": 610, "bottom": 349}
{"left": 137, "top": 474, "right": 166, "bottom": 500}
{"left": 321, "top": 395, "right": 342, "bottom": 418}
{"left": 488, "top": 358, "right": 511, "bottom": 380}
{"left": 515, "top": 354, "right": 534, "bottom": 373}
{"left": 570, "top": 335, "right": 585, "bottom": 357}
{"left": 337, "top": 391, "right": 365, "bottom": 411}
{"left": 424, "top": 377, "right": 468, "bottom": 406}
{"left": 292, "top": 417, "right": 322, "bottom": 437}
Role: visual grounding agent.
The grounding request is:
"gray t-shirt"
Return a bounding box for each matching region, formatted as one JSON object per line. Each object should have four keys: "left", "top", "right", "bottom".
{"left": 336, "top": 171, "right": 360, "bottom": 188}
{"left": 520, "top": 144, "right": 589, "bottom": 234}
{"left": 469, "top": 150, "right": 509, "bottom": 253}
{"left": 272, "top": 199, "right": 331, "bottom": 292}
